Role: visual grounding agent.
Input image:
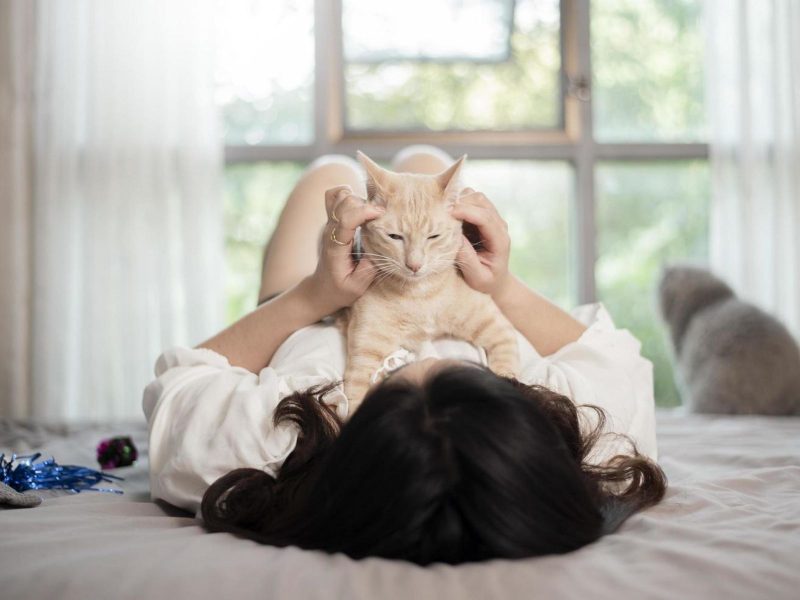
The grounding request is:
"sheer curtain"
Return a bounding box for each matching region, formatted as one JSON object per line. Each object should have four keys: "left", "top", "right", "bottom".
{"left": 706, "top": 0, "right": 800, "bottom": 337}
{"left": 0, "top": 0, "right": 224, "bottom": 423}
{"left": 0, "top": 0, "right": 35, "bottom": 419}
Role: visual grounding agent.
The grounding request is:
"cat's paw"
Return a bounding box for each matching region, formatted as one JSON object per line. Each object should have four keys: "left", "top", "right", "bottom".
{"left": 344, "top": 380, "right": 370, "bottom": 416}
{"left": 488, "top": 358, "right": 520, "bottom": 380}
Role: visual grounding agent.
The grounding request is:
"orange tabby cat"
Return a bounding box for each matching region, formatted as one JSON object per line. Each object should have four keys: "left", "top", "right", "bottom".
{"left": 338, "top": 151, "right": 519, "bottom": 411}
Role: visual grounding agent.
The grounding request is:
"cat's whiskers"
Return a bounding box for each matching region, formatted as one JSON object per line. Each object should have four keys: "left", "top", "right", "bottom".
{"left": 358, "top": 252, "right": 403, "bottom": 270}
{"left": 356, "top": 251, "right": 405, "bottom": 284}
{"left": 369, "top": 260, "right": 397, "bottom": 272}
{"left": 465, "top": 239, "right": 484, "bottom": 249}
{"left": 357, "top": 251, "right": 400, "bottom": 260}
{"left": 362, "top": 256, "right": 400, "bottom": 270}
{"left": 372, "top": 270, "right": 395, "bottom": 283}
{"left": 376, "top": 262, "right": 397, "bottom": 273}
{"left": 369, "top": 265, "right": 386, "bottom": 275}
{"left": 372, "top": 262, "right": 402, "bottom": 286}
{"left": 426, "top": 254, "right": 461, "bottom": 275}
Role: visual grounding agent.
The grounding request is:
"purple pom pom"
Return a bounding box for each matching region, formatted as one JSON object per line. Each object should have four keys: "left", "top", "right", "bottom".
{"left": 96, "top": 436, "right": 138, "bottom": 469}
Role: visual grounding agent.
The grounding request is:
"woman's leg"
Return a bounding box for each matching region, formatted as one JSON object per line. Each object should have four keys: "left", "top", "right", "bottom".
{"left": 391, "top": 144, "right": 454, "bottom": 175}
{"left": 258, "top": 155, "right": 365, "bottom": 302}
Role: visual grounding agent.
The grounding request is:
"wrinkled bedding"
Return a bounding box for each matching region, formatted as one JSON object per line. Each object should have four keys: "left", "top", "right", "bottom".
{"left": 1, "top": 411, "right": 798, "bottom": 600}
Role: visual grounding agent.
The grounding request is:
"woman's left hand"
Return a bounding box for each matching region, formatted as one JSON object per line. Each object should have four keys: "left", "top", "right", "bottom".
{"left": 301, "top": 185, "right": 385, "bottom": 317}
{"left": 451, "top": 188, "right": 512, "bottom": 300}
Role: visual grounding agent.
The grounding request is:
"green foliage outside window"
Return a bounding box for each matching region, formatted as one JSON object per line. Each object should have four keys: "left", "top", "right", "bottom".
{"left": 592, "top": 0, "right": 706, "bottom": 141}
{"left": 596, "top": 161, "right": 710, "bottom": 406}
{"left": 223, "top": 162, "right": 305, "bottom": 323}
{"left": 345, "top": 0, "right": 561, "bottom": 131}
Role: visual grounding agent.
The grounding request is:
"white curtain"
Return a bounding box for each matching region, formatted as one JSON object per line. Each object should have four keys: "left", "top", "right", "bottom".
{"left": 706, "top": 0, "right": 800, "bottom": 338}
{"left": 0, "top": 0, "right": 224, "bottom": 423}
{"left": 0, "top": 0, "right": 35, "bottom": 419}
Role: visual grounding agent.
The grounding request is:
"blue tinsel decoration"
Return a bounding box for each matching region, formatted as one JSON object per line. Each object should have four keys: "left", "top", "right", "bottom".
{"left": 0, "top": 452, "right": 124, "bottom": 494}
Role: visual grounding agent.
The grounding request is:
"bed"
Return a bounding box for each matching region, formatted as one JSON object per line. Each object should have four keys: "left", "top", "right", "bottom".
{"left": 1, "top": 411, "right": 798, "bottom": 600}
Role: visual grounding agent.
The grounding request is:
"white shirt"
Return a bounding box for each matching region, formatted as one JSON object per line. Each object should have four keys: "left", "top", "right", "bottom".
{"left": 142, "top": 302, "right": 657, "bottom": 516}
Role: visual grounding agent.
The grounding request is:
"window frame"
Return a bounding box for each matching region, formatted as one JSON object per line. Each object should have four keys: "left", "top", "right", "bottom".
{"left": 223, "top": 0, "right": 709, "bottom": 305}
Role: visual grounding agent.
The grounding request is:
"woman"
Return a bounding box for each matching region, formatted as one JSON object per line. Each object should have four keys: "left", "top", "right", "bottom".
{"left": 143, "top": 146, "right": 666, "bottom": 566}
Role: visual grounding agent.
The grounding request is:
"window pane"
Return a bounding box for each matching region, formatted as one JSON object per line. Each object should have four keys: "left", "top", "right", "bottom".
{"left": 467, "top": 161, "right": 575, "bottom": 308}
{"left": 592, "top": 0, "right": 706, "bottom": 142}
{"left": 343, "top": 0, "right": 562, "bottom": 131}
{"left": 214, "top": 0, "right": 314, "bottom": 145}
{"left": 344, "top": 0, "right": 515, "bottom": 62}
{"left": 596, "top": 161, "right": 710, "bottom": 406}
{"left": 224, "top": 162, "right": 306, "bottom": 323}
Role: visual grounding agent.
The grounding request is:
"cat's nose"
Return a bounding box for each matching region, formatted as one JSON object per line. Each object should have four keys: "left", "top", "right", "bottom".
{"left": 406, "top": 261, "right": 422, "bottom": 273}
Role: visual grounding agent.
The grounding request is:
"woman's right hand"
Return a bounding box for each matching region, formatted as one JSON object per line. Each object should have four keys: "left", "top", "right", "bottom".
{"left": 301, "top": 185, "right": 385, "bottom": 318}
{"left": 451, "top": 188, "right": 513, "bottom": 300}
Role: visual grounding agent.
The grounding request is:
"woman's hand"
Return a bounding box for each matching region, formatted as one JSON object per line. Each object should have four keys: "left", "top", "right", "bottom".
{"left": 198, "top": 185, "right": 382, "bottom": 371}
{"left": 451, "top": 188, "right": 512, "bottom": 299}
{"left": 450, "top": 188, "right": 587, "bottom": 355}
{"left": 301, "top": 185, "right": 385, "bottom": 318}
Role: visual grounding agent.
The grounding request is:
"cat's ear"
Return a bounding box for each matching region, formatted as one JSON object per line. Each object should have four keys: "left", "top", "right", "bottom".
{"left": 356, "top": 150, "right": 390, "bottom": 205}
{"left": 436, "top": 154, "right": 467, "bottom": 202}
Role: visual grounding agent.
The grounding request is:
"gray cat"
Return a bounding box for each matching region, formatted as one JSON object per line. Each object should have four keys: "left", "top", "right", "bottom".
{"left": 658, "top": 265, "right": 800, "bottom": 415}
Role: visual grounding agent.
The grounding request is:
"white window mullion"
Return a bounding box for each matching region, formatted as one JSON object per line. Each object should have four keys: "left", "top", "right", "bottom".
{"left": 596, "top": 143, "right": 709, "bottom": 160}
{"left": 313, "top": 0, "right": 343, "bottom": 154}
{"left": 565, "top": 0, "right": 597, "bottom": 304}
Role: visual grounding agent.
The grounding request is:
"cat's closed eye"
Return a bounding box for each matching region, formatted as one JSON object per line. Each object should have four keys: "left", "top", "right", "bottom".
{"left": 388, "top": 233, "right": 403, "bottom": 241}
{"left": 427, "top": 234, "right": 440, "bottom": 240}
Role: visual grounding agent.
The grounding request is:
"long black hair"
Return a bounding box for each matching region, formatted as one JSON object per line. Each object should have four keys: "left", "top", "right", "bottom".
{"left": 201, "top": 365, "right": 666, "bottom": 565}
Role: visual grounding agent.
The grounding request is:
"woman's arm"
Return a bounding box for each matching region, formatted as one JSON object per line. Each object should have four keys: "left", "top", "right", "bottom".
{"left": 198, "top": 186, "right": 385, "bottom": 373}
{"left": 198, "top": 278, "right": 324, "bottom": 374}
{"left": 451, "top": 188, "right": 586, "bottom": 356}
{"left": 491, "top": 274, "right": 587, "bottom": 356}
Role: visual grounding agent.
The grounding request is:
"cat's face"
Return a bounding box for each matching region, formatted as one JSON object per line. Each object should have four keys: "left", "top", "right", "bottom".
{"left": 357, "top": 152, "right": 465, "bottom": 281}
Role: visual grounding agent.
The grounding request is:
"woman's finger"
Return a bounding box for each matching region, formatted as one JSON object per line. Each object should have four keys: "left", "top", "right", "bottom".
{"left": 449, "top": 203, "right": 505, "bottom": 253}
{"left": 338, "top": 199, "right": 384, "bottom": 230}
{"left": 450, "top": 202, "right": 492, "bottom": 225}
{"left": 457, "top": 190, "right": 503, "bottom": 220}
{"left": 324, "top": 185, "right": 353, "bottom": 218}
{"left": 326, "top": 204, "right": 384, "bottom": 256}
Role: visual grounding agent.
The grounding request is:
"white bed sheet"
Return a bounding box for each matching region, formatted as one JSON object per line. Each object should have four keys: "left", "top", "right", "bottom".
{"left": 1, "top": 411, "right": 798, "bottom": 600}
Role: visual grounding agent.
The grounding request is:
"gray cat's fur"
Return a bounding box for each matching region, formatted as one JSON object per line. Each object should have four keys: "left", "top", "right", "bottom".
{"left": 658, "top": 265, "right": 800, "bottom": 415}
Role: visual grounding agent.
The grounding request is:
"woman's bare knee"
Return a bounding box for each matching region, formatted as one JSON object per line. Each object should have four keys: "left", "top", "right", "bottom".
{"left": 391, "top": 145, "right": 454, "bottom": 174}
{"left": 303, "top": 154, "right": 365, "bottom": 194}
{"left": 307, "top": 153, "right": 362, "bottom": 173}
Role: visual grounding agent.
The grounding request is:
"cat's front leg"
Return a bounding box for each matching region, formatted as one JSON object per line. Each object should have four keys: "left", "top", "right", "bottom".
{"left": 446, "top": 291, "right": 520, "bottom": 379}
{"left": 343, "top": 321, "right": 400, "bottom": 415}
{"left": 343, "top": 360, "right": 379, "bottom": 414}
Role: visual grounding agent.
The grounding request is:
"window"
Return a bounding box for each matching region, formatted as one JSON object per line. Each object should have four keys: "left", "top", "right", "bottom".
{"left": 217, "top": 0, "right": 708, "bottom": 407}
{"left": 342, "top": 0, "right": 562, "bottom": 132}
{"left": 215, "top": 0, "right": 315, "bottom": 145}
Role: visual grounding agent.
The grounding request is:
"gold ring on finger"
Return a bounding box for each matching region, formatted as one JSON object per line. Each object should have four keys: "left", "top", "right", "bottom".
{"left": 330, "top": 226, "right": 351, "bottom": 246}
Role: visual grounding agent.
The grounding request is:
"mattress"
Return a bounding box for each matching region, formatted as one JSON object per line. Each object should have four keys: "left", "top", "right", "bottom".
{"left": 1, "top": 411, "right": 798, "bottom": 600}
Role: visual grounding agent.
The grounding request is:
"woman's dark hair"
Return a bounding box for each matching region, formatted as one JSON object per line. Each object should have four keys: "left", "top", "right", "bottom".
{"left": 201, "top": 366, "right": 666, "bottom": 565}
